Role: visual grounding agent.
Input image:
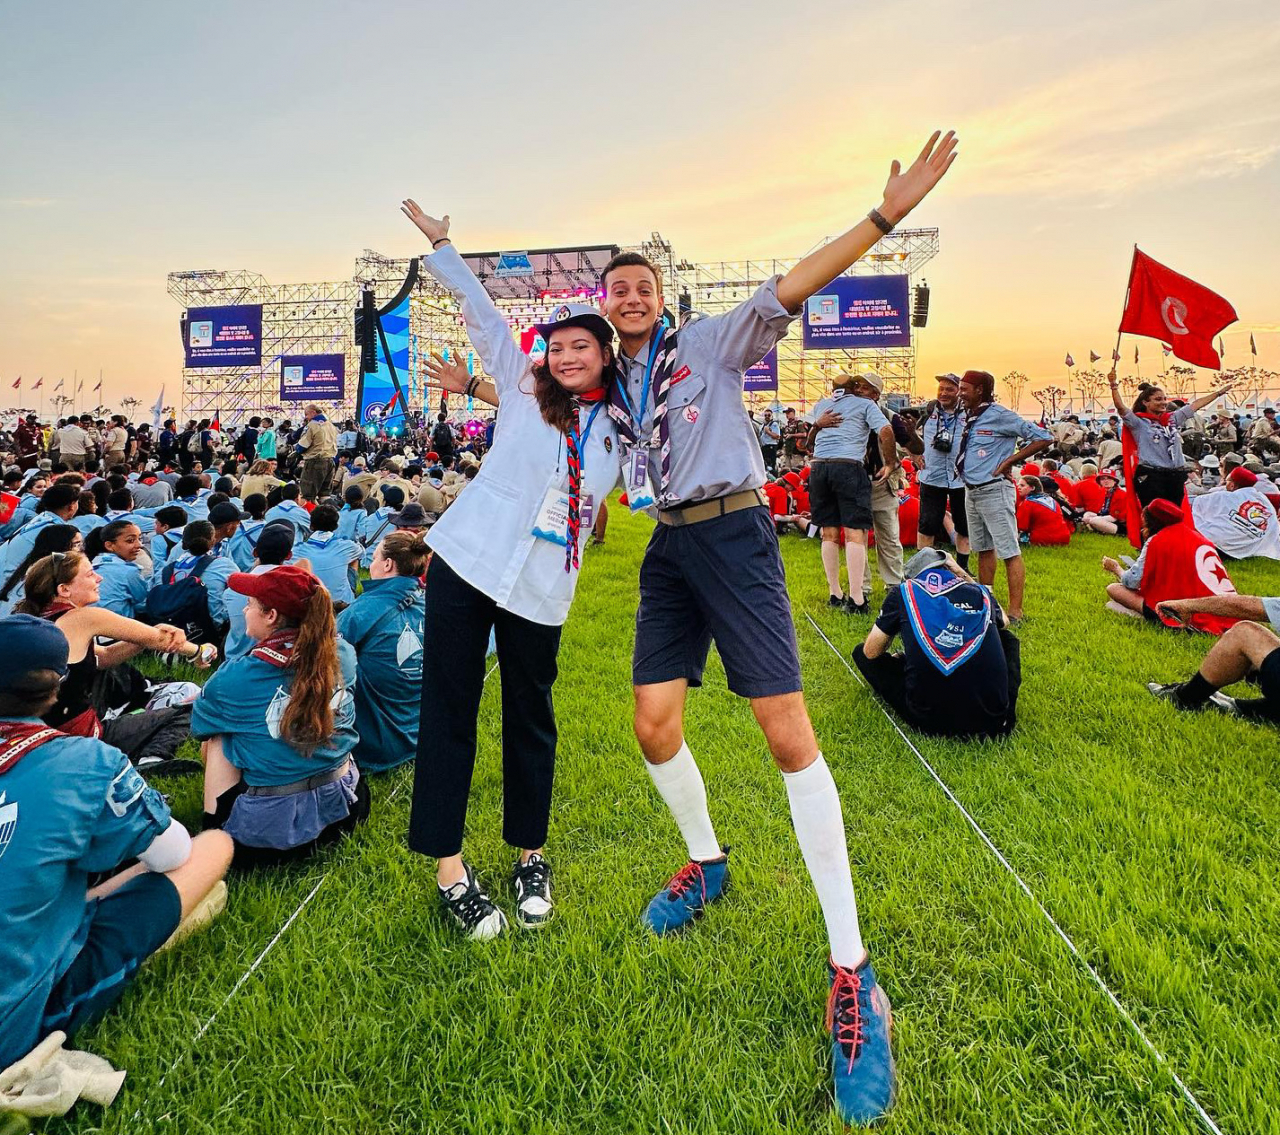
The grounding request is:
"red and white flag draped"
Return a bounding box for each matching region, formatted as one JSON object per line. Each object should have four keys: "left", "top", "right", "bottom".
{"left": 1118, "top": 248, "right": 1237, "bottom": 369}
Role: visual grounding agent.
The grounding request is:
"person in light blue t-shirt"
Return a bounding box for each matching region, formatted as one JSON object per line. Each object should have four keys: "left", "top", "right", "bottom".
{"left": 337, "top": 485, "right": 367, "bottom": 542}
{"left": 358, "top": 484, "right": 402, "bottom": 568}
{"left": 804, "top": 374, "right": 896, "bottom": 612}
{"left": 337, "top": 530, "right": 427, "bottom": 773}
{"left": 0, "top": 614, "right": 232, "bottom": 1070}
{"left": 263, "top": 483, "right": 311, "bottom": 538}
{"left": 223, "top": 523, "right": 297, "bottom": 660}
{"left": 296, "top": 503, "right": 362, "bottom": 608}
{"left": 192, "top": 565, "right": 369, "bottom": 869}
{"left": 88, "top": 519, "right": 149, "bottom": 619}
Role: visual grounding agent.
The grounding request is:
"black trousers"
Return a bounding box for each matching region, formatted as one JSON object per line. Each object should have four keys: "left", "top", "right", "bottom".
{"left": 408, "top": 555, "right": 562, "bottom": 859}
{"left": 1133, "top": 463, "right": 1188, "bottom": 509}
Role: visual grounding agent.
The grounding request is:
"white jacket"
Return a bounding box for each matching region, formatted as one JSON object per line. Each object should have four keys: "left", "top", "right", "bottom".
{"left": 421, "top": 244, "right": 620, "bottom": 626}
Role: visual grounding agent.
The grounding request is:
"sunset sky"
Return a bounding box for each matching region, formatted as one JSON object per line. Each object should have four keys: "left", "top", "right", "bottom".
{"left": 2, "top": 0, "right": 1277, "bottom": 414}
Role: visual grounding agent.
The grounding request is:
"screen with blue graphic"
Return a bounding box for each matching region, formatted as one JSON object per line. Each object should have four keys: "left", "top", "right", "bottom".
{"left": 184, "top": 305, "right": 263, "bottom": 367}
{"left": 280, "top": 354, "right": 345, "bottom": 401}
{"left": 801, "top": 276, "right": 910, "bottom": 349}
{"left": 744, "top": 346, "right": 778, "bottom": 391}
{"left": 356, "top": 295, "right": 410, "bottom": 427}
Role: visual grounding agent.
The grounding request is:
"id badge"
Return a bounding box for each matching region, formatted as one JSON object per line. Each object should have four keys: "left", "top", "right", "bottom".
{"left": 579, "top": 493, "right": 594, "bottom": 531}
{"left": 627, "top": 447, "right": 655, "bottom": 512}
{"left": 531, "top": 487, "right": 570, "bottom": 545}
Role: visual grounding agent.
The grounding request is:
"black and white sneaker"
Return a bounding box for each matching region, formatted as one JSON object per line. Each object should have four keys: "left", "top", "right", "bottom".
{"left": 828, "top": 594, "right": 847, "bottom": 609}
{"left": 845, "top": 597, "right": 871, "bottom": 616}
{"left": 512, "top": 853, "right": 554, "bottom": 929}
{"left": 438, "top": 862, "right": 507, "bottom": 941}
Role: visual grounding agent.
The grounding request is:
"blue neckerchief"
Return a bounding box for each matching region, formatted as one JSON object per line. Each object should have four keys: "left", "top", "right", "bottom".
{"left": 1027, "top": 493, "right": 1059, "bottom": 513}
{"left": 899, "top": 570, "right": 992, "bottom": 676}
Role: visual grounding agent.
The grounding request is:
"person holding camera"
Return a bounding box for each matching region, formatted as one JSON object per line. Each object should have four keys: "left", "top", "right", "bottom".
{"left": 914, "top": 372, "right": 970, "bottom": 572}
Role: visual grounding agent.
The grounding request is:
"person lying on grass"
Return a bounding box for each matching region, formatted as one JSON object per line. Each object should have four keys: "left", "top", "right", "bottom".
{"left": 1100, "top": 499, "right": 1239, "bottom": 633}
{"left": 193, "top": 565, "right": 369, "bottom": 870}
{"left": 1148, "top": 592, "right": 1280, "bottom": 721}
{"left": 0, "top": 614, "right": 233, "bottom": 1071}
{"left": 852, "top": 546, "right": 1020, "bottom": 739}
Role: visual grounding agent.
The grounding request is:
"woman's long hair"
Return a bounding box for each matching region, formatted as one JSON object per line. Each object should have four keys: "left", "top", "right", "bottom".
{"left": 248, "top": 459, "right": 272, "bottom": 476}
{"left": 280, "top": 587, "right": 340, "bottom": 749}
{"left": 1, "top": 524, "right": 80, "bottom": 602}
{"left": 16, "top": 549, "right": 87, "bottom": 614}
{"left": 523, "top": 325, "right": 613, "bottom": 433}
{"left": 1133, "top": 383, "right": 1163, "bottom": 415}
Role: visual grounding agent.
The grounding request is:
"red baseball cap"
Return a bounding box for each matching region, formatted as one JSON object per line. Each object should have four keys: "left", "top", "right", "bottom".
{"left": 228, "top": 564, "right": 320, "bottom": 620}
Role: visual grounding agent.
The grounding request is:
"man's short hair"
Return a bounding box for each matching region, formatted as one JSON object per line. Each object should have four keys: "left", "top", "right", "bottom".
{"left": 602, "top": 251, "right": 663, "bottom": 294}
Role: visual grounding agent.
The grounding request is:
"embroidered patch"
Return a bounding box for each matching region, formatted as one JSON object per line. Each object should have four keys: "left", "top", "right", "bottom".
{"left": 672, "top": 366, "right": 691, "bottom": 384}
{"left": 107, "top": 764, "right": 147, "bottom": 818}
{"left": 603, "top": 436, "right": 612, "bottom": 453}
{"left": 683, "top": 405, "right": 700, "bottom": 424}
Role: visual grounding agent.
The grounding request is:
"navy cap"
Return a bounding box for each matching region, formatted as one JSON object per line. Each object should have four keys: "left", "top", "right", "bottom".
{"left": 533, "top": 302, "right": 614, "bottom": 344}
{"left": 0, "top": 614, "right": 70, "bottom": 692}
{"left": 208, "top": 502, "right": 242, "bottom": 526}
{"left": 256, "top": 522, "right": 296, "bottom": 564}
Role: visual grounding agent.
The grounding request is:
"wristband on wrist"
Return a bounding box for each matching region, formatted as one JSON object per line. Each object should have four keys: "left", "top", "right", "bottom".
{"left": 432, "top": 237, "right": 450, "bottom": 248}
{"left": 867, "top": 208, "right": 895, "bottom": 236}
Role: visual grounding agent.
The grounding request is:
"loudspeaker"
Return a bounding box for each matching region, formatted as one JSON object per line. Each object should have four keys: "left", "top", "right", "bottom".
{"left": 355, "top": 287, "right": 378, "bottom": 374}
{"left": 911, "top": 284, "right": 930, "bottom": 328}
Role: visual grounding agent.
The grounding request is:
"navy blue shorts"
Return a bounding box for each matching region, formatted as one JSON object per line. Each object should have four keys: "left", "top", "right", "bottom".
{"left": 41, "top": 873, "right": 181, "bottom": 1042}
{"left": 633, "top": 505, "right": 803, "bottom": 698}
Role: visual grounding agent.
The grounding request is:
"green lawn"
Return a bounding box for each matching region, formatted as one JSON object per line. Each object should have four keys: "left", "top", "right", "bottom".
{"left": 51, "top": 503, "right": 1280, "bottom": 1135}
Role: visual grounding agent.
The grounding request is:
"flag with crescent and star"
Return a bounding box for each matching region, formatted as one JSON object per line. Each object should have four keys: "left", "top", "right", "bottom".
{"left": 1117, "top": 248, "right": 1237, "bottom": 370}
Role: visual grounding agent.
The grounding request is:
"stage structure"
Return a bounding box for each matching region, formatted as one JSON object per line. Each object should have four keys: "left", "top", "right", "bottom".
{"left": 171, "top": 228, "right": 939, "bottom": 422}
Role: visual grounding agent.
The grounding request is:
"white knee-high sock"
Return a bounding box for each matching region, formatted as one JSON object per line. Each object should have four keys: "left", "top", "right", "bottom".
{"left": 845, "top": 541, "right": 867, "bottom": 603}
{"left": 782, "top": 754, "right": 864, "bottom": 968}
{"left": 820, "top": 540, "right": 843, "bottom": 597}
{"left": 646, "top": 742, "right": 721, "bottom": 862}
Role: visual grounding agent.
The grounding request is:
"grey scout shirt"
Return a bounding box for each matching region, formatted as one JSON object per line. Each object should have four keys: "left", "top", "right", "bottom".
{"left": 1121, "top": 405, "right": 1196, "bottom": 469}
{"left": 809, "top": 391, "right": 889, "bottom": 461}
{"left": 959, "top": 404, "right": 1052, "bottom": 486}
{"left": 619, "top": 277, "right": 795, "bottom": 508}
{"left": 918, "top": 404, "right": 965, "bottom": 490}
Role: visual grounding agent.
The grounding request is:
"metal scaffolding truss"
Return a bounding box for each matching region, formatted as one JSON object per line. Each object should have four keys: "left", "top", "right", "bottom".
{"left": 169, "top": 269, "right": 357, "bottom": 424}
{"left": 172, "top": 227, "right": 939, "bottom": 421}
{"left": 673, "top": 227, "right": 939, "bottom": 411}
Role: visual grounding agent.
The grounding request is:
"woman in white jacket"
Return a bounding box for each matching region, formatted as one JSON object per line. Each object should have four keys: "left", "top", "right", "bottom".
{"left": 401, "top": 201, "right": 620, "bottom": 939}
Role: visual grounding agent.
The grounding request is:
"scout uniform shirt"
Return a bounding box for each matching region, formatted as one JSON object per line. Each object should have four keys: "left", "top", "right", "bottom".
{"left": 92, "top": 552, "right": 149, "bottom": 619}
{"left": 297, "top": 529, "right": 362, "bottom": 606}
{"left": 0, "top": 722, "right": 172, "bottom": 1067}
{"left": 336, "top": 575, "right": 425, "bottom": 773}
{"left": 617, "top": 278, "right": 795, "bottom": 507}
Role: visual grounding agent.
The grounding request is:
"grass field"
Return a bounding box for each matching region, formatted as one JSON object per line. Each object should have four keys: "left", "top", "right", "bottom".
{"left": 50, "top": 501, "right": 1280, "bottom": 1135}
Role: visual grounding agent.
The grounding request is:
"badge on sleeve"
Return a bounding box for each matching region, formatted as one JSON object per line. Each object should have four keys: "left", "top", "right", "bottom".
{"left": 107, "top": 764, "right": 147, "bottom": 818}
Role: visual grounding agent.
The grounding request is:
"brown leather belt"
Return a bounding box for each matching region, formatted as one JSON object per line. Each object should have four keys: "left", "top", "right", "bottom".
{"left": 656, "top": 489, "right": 767, "bottom": 527}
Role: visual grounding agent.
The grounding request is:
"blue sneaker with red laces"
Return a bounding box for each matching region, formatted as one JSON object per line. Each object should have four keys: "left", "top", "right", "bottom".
{"left": 640, "top": 848, "right": 729, "bottom": 935}
{"left": 827, "top": 955, "right": 897, "bottom": 1126}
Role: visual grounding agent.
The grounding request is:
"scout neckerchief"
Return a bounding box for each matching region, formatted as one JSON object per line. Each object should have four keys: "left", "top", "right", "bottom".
{"left": 251, "top": 628, "right": 298, "bottom": 668}
{"left": 0, "top": 720, "right": 65, "bottom": 775}
{"left": 606, "top": 325, "right": 680, "bottom": 500}
{"left": 564, "top": 389, "right": 606, "bottom": 573}
{"left": 953, "top": 401, "right": 993, "bottom": 481}
{"left": 899, "top": 569, "right": 992, "bottom": 676}
{"left": 1026, "top": 492, "right": 1059, "bottom": 513}
{"left": 40, "top": 601, "right": 77, "bottom": 620}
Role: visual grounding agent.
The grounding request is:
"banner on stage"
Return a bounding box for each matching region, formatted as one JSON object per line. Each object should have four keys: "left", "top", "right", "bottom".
{"left": 280, "top": 354, "right": 345, "bottom": 401}
{"left": 744, "top": 346, "right": 778, "bottom": 391}
{"left": 494, "top": 252, "right": 534, "bottom": 278}
{"left": 183, "top": 305, "right": 262, "bottom": 367}
{"left": 802, "top": 276, "right": 910, "bottom": 349}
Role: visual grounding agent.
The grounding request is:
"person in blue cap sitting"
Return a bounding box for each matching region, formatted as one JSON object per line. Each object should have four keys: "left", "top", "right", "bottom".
{"left": 0, "top": 613, "right": 233, "bottom": 1070}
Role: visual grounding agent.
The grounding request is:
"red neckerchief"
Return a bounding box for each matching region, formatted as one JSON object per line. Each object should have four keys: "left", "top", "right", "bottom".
{"left": 564, "top": 387, "right": 608, "bottom": 574}
{"left": 1135, "top": 410, "right": 1174, "bottom": 427}
{"left": 0, "top": 721, "right": 66, "bottom": 775}
{"left": 40, "top": 601, "right": 77, "bottom": 620}
{"left": 250, "top": 628, "right": 298, "bottom": 668}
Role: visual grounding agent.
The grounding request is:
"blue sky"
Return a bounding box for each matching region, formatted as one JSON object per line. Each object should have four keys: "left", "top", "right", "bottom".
{"left": 2, "top": 0, "right": 1277, "bottom": 409}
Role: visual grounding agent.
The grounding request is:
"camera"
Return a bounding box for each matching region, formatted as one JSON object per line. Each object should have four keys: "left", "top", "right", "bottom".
{"left": 933, "top": 427, "right": 953, "bottom": 453}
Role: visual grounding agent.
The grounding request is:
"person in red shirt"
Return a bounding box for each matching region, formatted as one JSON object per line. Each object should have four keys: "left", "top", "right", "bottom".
{"left": 897, "top": 491, "right": 919, "bottom": 548}
{"left": 1073, "top": 464, "right": 1106, "bottom": 513}
{"left": 1100, "top": 499, "right": 1238, "bottom": 632}
{"left": 1080, "top": 468, "right": 1129, "bottom": 537}
{"left": 763, "top": 475, "right": 809, "bottom": 535}
{"left": 1015, "top": 476, "right": 1072, "bottom": 545}
{"left": 1040, "top": 459, "right": 1080, "bottom": 506}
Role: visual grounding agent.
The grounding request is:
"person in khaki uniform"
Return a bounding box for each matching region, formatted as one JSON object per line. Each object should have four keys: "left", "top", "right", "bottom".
{"left": 295, "top": 404, "right": 338, "bottom": 502}
{"left": 340, "top": 456, "right": 379, "bottom": 500}
{"left": 417, "top": 473, "right": 446, "bottom": 515}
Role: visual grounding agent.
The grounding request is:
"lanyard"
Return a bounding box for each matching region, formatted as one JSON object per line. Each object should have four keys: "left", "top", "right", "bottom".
{"left": 567, "top": 402, "right": 604, "bottom": 468}
{"left": 612, "top": 331, "right": 664, "bottom": 436}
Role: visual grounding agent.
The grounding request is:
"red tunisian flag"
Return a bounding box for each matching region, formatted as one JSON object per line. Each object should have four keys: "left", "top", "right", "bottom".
{"left": 1118, "top": 248, "right": 1237, "bottom": 369}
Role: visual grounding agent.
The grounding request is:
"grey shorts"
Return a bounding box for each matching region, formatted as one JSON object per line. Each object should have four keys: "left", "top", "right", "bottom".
{"left": 965, "top": 479, "right": 1020, "bottom": 559}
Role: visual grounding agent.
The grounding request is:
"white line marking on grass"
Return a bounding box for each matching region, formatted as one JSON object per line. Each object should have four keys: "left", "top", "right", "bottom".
{"left": 804, "top": 612, "right": 1224, "bottom": 1135}
{"left": 135, "top": 660, "right": 503, "bottom": 1118}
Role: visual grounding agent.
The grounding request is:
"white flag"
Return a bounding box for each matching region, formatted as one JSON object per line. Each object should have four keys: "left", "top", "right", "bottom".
{"left": 151, "top": 386, "right": 165, "bottom": 430}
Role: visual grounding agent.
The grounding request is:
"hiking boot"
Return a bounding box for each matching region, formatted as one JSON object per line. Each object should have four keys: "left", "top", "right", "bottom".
{"left": 828, "top": 955, "right": 897, "bottom": 1126}
{"left": 640, "top": 849, "right": 729, "bottom": 935}
{"left": 512, "top": 853, "right": 553, "bottom": 929}
{"left": 439, "top": 862, "right": 507, "bottom": 941}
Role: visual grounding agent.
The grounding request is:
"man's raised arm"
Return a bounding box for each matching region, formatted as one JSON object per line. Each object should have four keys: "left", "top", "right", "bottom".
{"left": 776, "top": 131, "right": 958, "bottom": 315}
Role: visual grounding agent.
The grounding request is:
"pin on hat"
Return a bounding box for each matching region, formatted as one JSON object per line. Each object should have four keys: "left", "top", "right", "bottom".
{"left": 532, "top": 302, "right": 614, "bottom": 343}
